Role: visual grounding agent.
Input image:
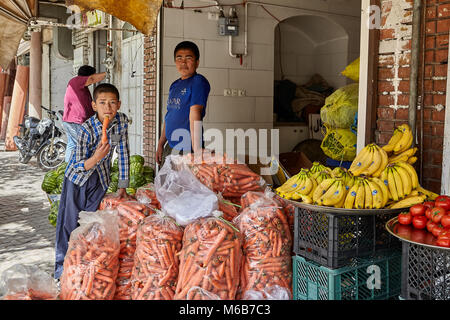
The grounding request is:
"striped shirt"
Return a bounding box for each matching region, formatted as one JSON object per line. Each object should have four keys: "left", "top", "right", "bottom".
{"left": 65, "top": 112, "right": 130, "bottom": 191}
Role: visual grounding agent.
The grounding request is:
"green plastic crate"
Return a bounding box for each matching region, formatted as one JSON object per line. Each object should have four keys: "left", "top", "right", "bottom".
{"left": 293, "top": 250, "right": 402, "bottom": 300}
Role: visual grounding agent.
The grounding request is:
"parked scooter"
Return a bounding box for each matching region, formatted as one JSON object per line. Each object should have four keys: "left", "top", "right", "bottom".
{"left": 13, "top": 106, "right": 67, "bottom": 170}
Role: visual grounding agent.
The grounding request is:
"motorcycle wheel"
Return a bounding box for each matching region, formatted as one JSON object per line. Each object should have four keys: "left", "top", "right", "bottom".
{"left": 37, "top": 141, "right": 66, "bottom": 170}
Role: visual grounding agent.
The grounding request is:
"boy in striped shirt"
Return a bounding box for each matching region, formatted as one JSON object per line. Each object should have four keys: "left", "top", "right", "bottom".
{"left": 54, "top": 83, "right": 130, "bottom": 279}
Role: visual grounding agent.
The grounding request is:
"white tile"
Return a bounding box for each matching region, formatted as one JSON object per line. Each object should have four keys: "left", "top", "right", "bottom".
{"left": 255, "top": 97, "right": 274, "bottom": 123}
{"left": 250, "top": 43, "right": 274, "bottom": 71}
{"left": 196, "top": 67, "right": 229, "bottom": 96}
{"left": 248, "top": 17, "right": 277, "bottom": 45}
{"left": 204, "top": 40, "right": 252, "bottom": 69}
{"left": 206, "top": 96, "right": 255, "bottom": 123}
{"left": 229, "top": 70, "right": 273, "bottom": 97}
{"left": 183, "top": 10, "right": 219, "bottom": 41}
{"left": 164, "top": 8, "right": 184, "bottom": 38}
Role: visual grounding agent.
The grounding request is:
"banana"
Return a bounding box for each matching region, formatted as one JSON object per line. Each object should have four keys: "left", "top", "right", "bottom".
{"left": 389, "top": 195, "right": 427, "bottom": 209}
{"left": 298, "top": 176, "right": 314, "bottom": 195}
{"left": 382, "top": 128, "right": 403, "bottom": 153}
{"left": 393, "top": 124, "right": 413, "bottom": 154}
{"left": 388, "top": 154, "right": 409, "bottom": 164}
{"left": 292, "top": 192, "right": 313, "bottom": 204}
{"left": 310, "top": 162, "right": 324, "bottom": 174}
{"left": 355, "top": 180, "right": 366, "bottom": 209}
{"left": 387, "top": 167, "right": 399, "bottom": 201}
{"left": 395, "top": 161, "right": 419, "bottom": 189}
{"left": 313, "top": 178, "right": 335, "bottom": 203}
{"left": 417, "top": 185, "right": 439, "bottom": 200}
{"left": 371, "top": 145, "right": 388, "bottom": 178}
{"left": 334, "top": 193, "right": 346, "bottom": 208}
{"left": 397, "top": 147, "right": 417, "bottom": 159}
{"left": 363, "top": 179, "right": 373, "bottom": 209}
{"left": 407, "top": 156, "right": 418, "bottom": 165}
{"left": 371, "top": 177, "right": 389, "bottom": 208}
{"left": 275, "top": 173, "right": 301, "bottom": 194}
{"left": 391, "top": 166, "right": 405, "bottom": 199}
{"left": 394, "top": 165, "right": 412, "bottom": 197}
{"left": 367, "top": 179, "right": 384, "bottom": 209}
{"left": 308, "top": 176, "right": 318, "bottom": 197}
{"left": 362, "top": 144, "right": 382, "bottom": 176}
{"left": 320, "top": 180, "right": 346, "bottom": 206}
{"left": 344, "top": 183, "right": 359, "bottom": 209}
{"left": 350, "top": 145, "right": 374, "bottom": 176}
{"left": 409, "top": 189, "right": 419, "bottom": 196}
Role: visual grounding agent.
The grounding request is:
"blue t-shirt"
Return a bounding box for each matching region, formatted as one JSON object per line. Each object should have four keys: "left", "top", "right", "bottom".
{"left": 165, "top": 73, "right": 210, "bottom": 151}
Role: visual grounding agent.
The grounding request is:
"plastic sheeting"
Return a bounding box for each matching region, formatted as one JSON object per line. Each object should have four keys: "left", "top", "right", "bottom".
{"left": 66, "top": 0, "right": 163, "bottom": 35}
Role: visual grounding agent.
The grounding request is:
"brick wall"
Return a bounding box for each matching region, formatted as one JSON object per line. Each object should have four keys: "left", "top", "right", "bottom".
{"left": 142, "top": 31, "right": 158, "bottom": 169}
{"left": 376, "top": 0, "right": 448, "bottom": 193}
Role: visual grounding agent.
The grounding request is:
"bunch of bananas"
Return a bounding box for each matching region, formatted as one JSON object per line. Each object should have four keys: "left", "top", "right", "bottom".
{"left": 313, "top": 170, "right": 332, "bottom": 184}
{"left": 348, "top": 143, "right": 388, "bottom": 177}
{"left": 310, "top": 161, "right": 332, "bottom": 175}
{"left": 275, "top": 168, "right": 317, "bottom": 203}
{"left": 331, "top": 167, "right": 355, "bottom": 191}
{"left": 382, "top": 124, "right": 417, "bottom": 164}
{"left": 312, "top": 178, "right": 347, "bottom": 208}
{"left": 344, "top": 176, "right": 388, "bottom": 209}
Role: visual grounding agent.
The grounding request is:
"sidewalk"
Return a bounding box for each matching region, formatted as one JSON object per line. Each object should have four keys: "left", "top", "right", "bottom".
{"left": 0, "top": 142, "right": 55, "bottom": 278}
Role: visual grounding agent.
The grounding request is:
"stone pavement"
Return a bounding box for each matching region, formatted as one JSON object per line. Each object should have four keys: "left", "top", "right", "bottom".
{"left": 0, "top": 142, "right": 56, "bottom": 280}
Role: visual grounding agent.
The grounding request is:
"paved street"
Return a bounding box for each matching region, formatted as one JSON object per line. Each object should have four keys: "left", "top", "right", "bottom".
{"left": 0, "top": 142, "right": 55, "bottom": 280}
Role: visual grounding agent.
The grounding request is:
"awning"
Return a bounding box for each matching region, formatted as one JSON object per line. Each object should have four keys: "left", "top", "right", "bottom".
{"left": 66, "top": 0, "right": 163, "bottom": 35}
{"left": 0, "top": 0, "right": 36, "bottom": 69}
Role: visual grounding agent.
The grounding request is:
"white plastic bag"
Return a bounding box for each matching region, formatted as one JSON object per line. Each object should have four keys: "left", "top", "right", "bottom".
{"left": 155, "top": 155, "right": 218, "bottom": 226}
{"left": 242, "top": 285, "right": 291, "bottom": 300}
{"left": 0, "top": 264, "right": 59, "bottom": 300}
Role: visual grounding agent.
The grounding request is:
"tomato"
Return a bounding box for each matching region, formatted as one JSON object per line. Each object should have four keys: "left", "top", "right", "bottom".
{"left": 410, "top": 204, "right": 426, "bottom": 216}
{"left": 441, "top": 215, "right": 450, "bottom": 228}
{"left": 395, "top": 224, "right": 412, "bottom": 240}
{"left": 436, "top": 238, "right": 450, "bottom": 248}
{"left": 438, "top": 230, "right": 450, "bottom": 241}
{"left": 432, "top": 224, "right": 446, "bottom": 238}
{"left": 423, "top": 201, "right": 435, "bottom": 209}
{"left": 435, "top": 195, "right": 450, "bottom": 202}
{"left": 398, "top": 212, "right": 412, "bottom": 225}
{"left": 431, "top": 207, "right": 446, "bottom": 224}
{"left": 412, "top": 216, "right": 428, "bottom": 229}
{"left": 425, "top": 208, "right": 433, "bottom": 220}
{"left": 427, "top": 220, "right": 438, "bottom": 233}
{"left": 435, "top": 197, "right": 450, "bottom": 211}
{"left": 411, "top": 229, "right": 427, "bottom": 243}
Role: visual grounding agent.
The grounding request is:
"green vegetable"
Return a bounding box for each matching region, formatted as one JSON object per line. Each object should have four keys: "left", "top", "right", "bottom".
{"left": 107, "top": 180, "right": 118, "bottom": 194}
{"left": 126, "top": 187, "right": 136, "bottom": 195}
{"left": 129, "top": 174, "right": 146, "bottom": 189}
{"left": 41, "top": 170, "right": 59, "bottom": 193}
{"left": 130, "top": 162, "right": 144, "bottom": 176}
{"left": 130, "top": 155, "right": 145, "bottom": 166}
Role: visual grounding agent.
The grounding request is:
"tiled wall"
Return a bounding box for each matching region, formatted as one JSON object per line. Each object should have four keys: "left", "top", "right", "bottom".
{"left": 161, "top": 0, "right": 361, "bottom": 156}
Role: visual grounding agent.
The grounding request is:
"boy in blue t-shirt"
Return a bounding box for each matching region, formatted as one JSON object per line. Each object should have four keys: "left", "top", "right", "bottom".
{"left": 156, "top": 41, "right": 211, "bottom": 167}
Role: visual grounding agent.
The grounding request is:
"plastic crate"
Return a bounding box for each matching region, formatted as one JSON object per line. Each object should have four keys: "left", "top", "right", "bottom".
{"left": 293, "top": 250, "right": 402, "bottom": 300}
{"left": 293, "top": 206, "right": 401, "bottom": 269}
{"left": 401, "top": 241, "right": 450, "bottom": 300}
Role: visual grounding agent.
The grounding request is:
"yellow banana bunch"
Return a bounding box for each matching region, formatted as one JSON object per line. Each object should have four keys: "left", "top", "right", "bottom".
{"left": 313, "top": 170, "right": 332, "bottom": 184}
{"left": 279, "top": 168, "right": 318, "bottom": 201}
{"left": 349, "top": 143, "right": 387, "bottom": 177}
{"left": 343, "top": 177, "right": 386, "bottom": 209}
{"left": 388, "top": 147, "right": 418, "bottom": 164}
{"left": 417, "top": 185, "right": 439, "bottom": 200}
{"left": 389, "top": 194, "right": 427, "bottom": 209}
{"left": 393, "top": 124, "right": 413, "bottom": 155}
{"left": 310, "top": 161, "right": 331, "bottom": 175}
{"left": 382, "top": 127, "right": 404, "bottom": 153}
{"left": 315, "top": 179, "right": 347, "bottom": 207}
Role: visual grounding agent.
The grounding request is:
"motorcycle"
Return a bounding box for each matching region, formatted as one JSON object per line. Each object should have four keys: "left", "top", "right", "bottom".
{"left": 13, "top": 105, "right": 67, "bottom": 170}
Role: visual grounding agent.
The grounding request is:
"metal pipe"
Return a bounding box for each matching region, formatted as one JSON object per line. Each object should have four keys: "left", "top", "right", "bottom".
{"left": 419, "top": 0, "right": 427, "bottom": 185}
{"left": 409, "top": 0, "right": 422, "bottom": 148}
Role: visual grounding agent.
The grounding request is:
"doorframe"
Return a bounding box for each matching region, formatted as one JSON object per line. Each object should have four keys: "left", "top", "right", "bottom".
{"left": 357, "top": 0, "right": 380, "bottom": 153}
{"left": 441, "top": 31, "right": 450, "bottom": 195}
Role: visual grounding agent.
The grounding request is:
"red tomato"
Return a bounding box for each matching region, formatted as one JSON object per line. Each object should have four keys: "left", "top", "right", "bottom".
{"left": 412, "top": 216, "right": 428, "bottom": 229}
{"left": 411, "top": 229, "right": 427, "bottom": 243}
{"left": 441, "top": 215, "right": 450, "bottom": 228}
{"left": 425, "top": 208, "right": 433, "bottom": 220}
{"left": 423, "top": 201, "right": 435, "bottom": 209}
{"left": 436, "top": 238, "right": 450, "bottom": 248}
{"left": 437, "top": 229, "right": 450, "bottom": 240}
{"left": 410, "top": 204, "right": 426, "bottom": 216}
{"left": 395, "top": 224, "right": 412, "bottom": 240}
{"left": 432, "top": 224, "right": 446, "bottom": 238}
{"left": 431, "top": 207, "right": 446, "bottom": 224}
{"left": 398, "top": 212, "right": 412, "bottom": 225}
{"left": 435, "top": 195, "right": 450, "bottom": 202}
{"left": 435, "top": 197, "right": 450, "bottom": 211}
{"left": 427, "top": 220, "right": 438, "bottom": 233}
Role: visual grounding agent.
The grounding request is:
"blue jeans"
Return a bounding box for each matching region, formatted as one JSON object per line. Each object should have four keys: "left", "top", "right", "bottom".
{"left": 62, "top": 122, "right": 81, "bottom": 163}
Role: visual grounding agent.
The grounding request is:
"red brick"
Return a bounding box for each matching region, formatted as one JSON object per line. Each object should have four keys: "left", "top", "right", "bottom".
{"left": 380, "top": 28, "right": 396, "bottom": 40}
{"left": 438, "top": 4, "right": 450, "bottom": 18}
{"left": 434, "top": 79, "right": 447, "bottom": 91}
{"left": 424, "top": 180, "right": 442, "bottom": 195}
{"left": 378, "top": 55, "right": 395, "bottom": 67}
{"left": 378, "top": 68, "right": 394, "bottom": 80}
{"left": 376, "top": 132, "right": 393, "bottom": 145}
{"left": 426, "top": 21, "right": 436, "bottom": 34}
{"left": 437, "top": 19, "right": 450, "bottom": 33}
{"left": 427, "top": 6, "right": 436, "bottom": 19}
{"left": 435, "top": 49, "right": 449, "bottom": 63}
{"left": 434, "top": 64, "right": 448, "bottom": 77}
{"left": 423, "top": 135, "right": 432, "bottom": 149}
{"left": 425, "top": 50, "right": 434, "bottom": 63}
{"left": 424, "top": 79, "right": 434, "bottom": 92}
{"left": 378, "top": 95, "right": 395, "bottom": 106}
{"left": 398, "top": 94, "right": 410, "bottom": 105}
{"left": 436, "top": 34, "right": 449, "bottom": 48}
{"left": 424, "top": 65, "right": 433, "bottom": 78}
{"left": 432, "top": 136, "right": 444, "bottom": 149}
{"left": 395, "top": 108, "right": 409, "bottom": 120}
{"left": 399, "top": 80, "right": 410, "bottom": 92}
{"left": 423, "top": 107, "right": 433, "bottom": 120}
{"left": 433, "top": 151, "right": 443, "bottom": 165}
{"left": 426, "top": 36, "right": 436, "bottom": 49}
{"left": 378, "top": 81, "right": 395, "bottom": 92}
{"left": 432, "top": 109, "right": 446, "bottom": 121}
{"left": 398, "top": 67, "right": 411, "bottom": 78}
{"left": 433, "top": 94, "right": 446, "bottom": 105}
{"left": 432, "top": 123, "right": 445, "bottom": 136}
{"left": 377, "top": 120, "right": 395, "bottom": 132}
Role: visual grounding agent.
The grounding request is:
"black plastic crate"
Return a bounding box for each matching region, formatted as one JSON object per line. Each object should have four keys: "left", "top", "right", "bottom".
{"left": 401, "top": 241, "right": 450, "bottom": 300}
{"left": 293, "top": 206, "right": 401, "bottom": 269}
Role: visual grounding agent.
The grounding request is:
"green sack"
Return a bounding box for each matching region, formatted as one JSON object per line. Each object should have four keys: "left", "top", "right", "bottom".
{"left": 320, "top": 127, "right": 357, "bottom": 162}
{"left": 341, "top": 57, "right": 360, "bottom": 82}
{"left": 320, "top": 83, "right": 359, "bottom": 129}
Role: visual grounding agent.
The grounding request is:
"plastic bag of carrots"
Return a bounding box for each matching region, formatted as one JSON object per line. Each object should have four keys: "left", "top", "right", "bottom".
{"left": 154, "top": 155, "right": 219, "bottom": 226}
{"left": 174, "top": 214, "right": 243, "bottom": 300}
{"left": 217, "top": 193, "right": 241, "bottom": 222}
{"left": 135, "top": 182, "right": 161, "bottom": 209}
{"left": 0, "top": 264, "right": 59, "bottom": 300}
{"left": 182, "top": 151, "right": 266, "bottom": 199}
{"left": 114, "top": 201, "right": 158, "bottom": 300}
{"left": 98, "top": 192, "right": 135, "bottom": 210}
{"left": 233, "top": 203, "right": 293, "bottom": 300}
{"left": 59, "top": 210, "right": 120, "bottom": 300}
{"left": 130, "top": 212, "right": 183, "bottom": 300}
{"left": 186, "top": 286, "right": 221, "bottom": 300}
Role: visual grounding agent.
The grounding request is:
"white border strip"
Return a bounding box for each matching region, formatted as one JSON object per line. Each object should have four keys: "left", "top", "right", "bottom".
{"left": 441, "top": 31, "right": 450, "bottom": 195}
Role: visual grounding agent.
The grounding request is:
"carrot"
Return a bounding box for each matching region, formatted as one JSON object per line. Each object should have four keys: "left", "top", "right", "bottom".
{"left": 101, "top": 115, "right": 110, "bottom": 144}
